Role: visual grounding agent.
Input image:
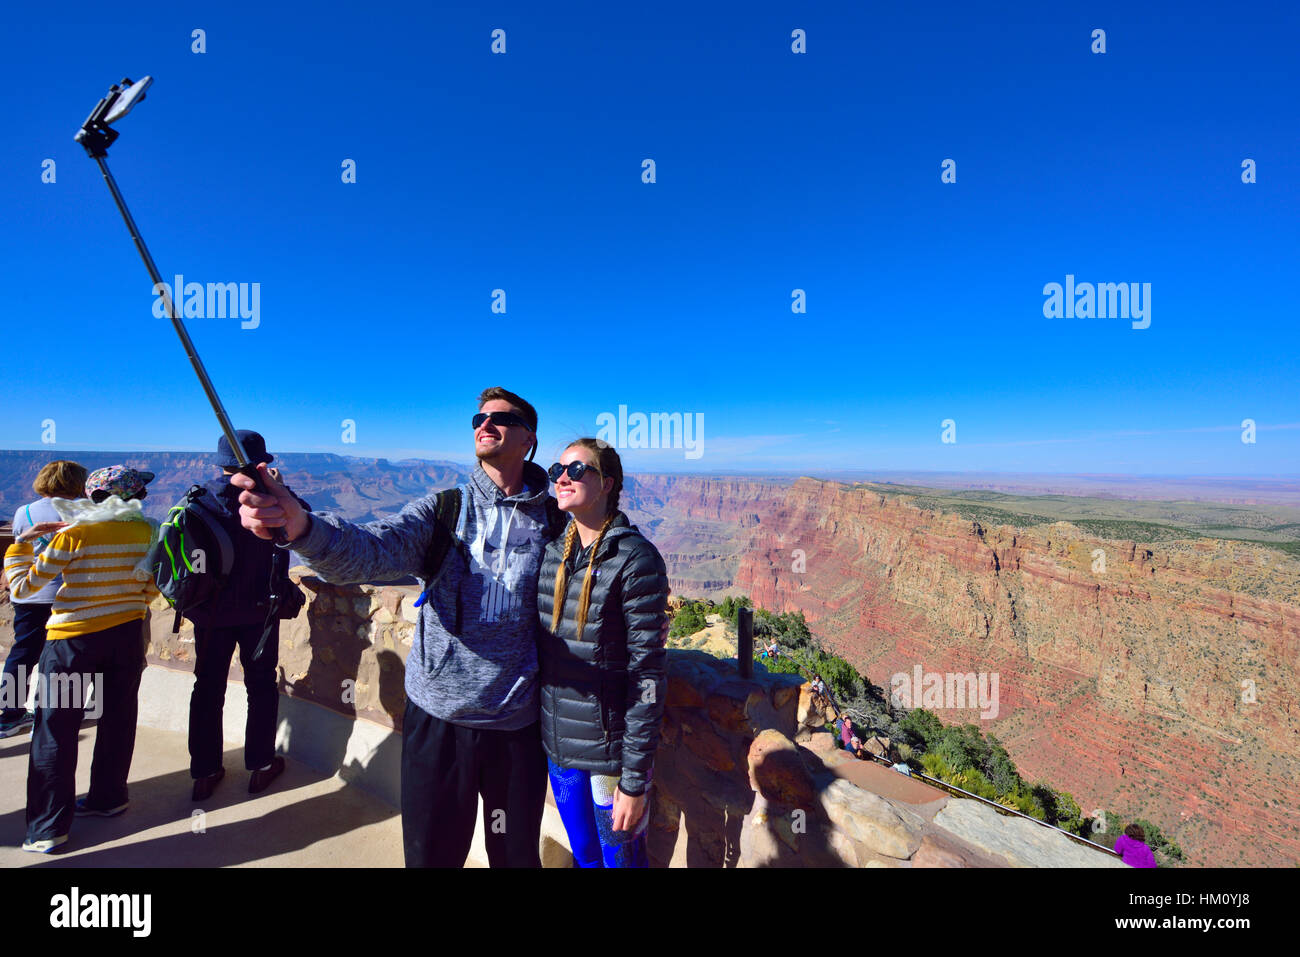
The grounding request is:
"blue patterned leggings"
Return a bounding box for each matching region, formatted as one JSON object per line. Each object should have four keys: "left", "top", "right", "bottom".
{"left": 547, "top": 758, "right": 649, "bottom": 868}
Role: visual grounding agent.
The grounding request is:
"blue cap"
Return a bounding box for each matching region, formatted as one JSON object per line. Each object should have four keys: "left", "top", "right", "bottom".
{"left": 217, "top": 430, "right": 273, "bottom": 469}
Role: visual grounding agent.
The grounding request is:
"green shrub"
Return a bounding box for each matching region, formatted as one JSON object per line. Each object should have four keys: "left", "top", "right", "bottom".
{"left": 1049, "top": 790, "right": 1085, "bottom": 834}
{"left": 952, "top": 768, "right": 998, "bottom": 800}
{"left": 898, "top": 709, "right": 943, "bottom": 749}
{"left": 669, "top": 601, "right": 707, "bottom": 638}
{"left": 1003, "top": 789, "right": 1047, "bottom": 820}
{"left": 717, "top": 594, "right": 752, "bottom": 622}
{"left": 818, "top": 654, "right": 860, "bottom": 701}
{"left": 984, "top": 736, "right": 1023, "bottom": 796}
{"left": 920, "top": 751, "right": 952, "bottom": 779}
{"left": 932, "top": 724, "right": 989, "bottom": 774}
{"left": 757, "top": 655, "right": 802, "bottom": 678}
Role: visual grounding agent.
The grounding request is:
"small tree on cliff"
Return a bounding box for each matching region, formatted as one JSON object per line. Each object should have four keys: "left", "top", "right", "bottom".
{"left": 933, "top": 724, "right": 989, "bottom": 773}
{"left": 782, "top": 611, "right": 812, "bottom": 650}
{"left": 1031, "top": 785, "right": 1084, "bottom": 834}
{"left": 669, "top": 601, "right": 708, "bottom": 638}
{"left": 898, "top": 708, "right": 944, "bottom": 749}
{"left": 819, "top": 654, "right": 860, "bottom": 702}
{"left": 984, "top": 736, "right": 1023, "bottom": 796}
{"left": 718, "top": 594, "right": 751, "bottom": 622}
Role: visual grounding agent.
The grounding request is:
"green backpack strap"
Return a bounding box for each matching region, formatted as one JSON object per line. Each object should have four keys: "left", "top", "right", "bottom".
{"left": 413, "top": 486, "right": 463, "bottom": 609}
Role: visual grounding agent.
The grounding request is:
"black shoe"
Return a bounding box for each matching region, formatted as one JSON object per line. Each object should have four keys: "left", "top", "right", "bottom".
{"left": 75, "top": 797, "right": 129, "bottom": 817}
{"left": 0, "top": 711, "right": 35, "bottom": 738}
{"left": 192, "top": 768, "right": 224, "bottom": 802}
{"left": 248, "top": 756, "right": 285, "bottom": 795}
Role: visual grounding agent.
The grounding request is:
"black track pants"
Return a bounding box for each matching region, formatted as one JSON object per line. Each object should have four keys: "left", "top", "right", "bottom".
{"left": 400, "top": 700, "right": 546, "bottom": 868}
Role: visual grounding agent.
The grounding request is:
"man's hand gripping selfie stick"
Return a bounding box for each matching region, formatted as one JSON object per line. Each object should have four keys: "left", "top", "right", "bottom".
{"left": 75, "top": 77, "right": 287, "bottom": 545}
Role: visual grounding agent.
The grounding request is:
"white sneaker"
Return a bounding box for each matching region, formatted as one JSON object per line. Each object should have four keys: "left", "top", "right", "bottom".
{"left": 22, "top": 834, "right": 68, "bottom": 854}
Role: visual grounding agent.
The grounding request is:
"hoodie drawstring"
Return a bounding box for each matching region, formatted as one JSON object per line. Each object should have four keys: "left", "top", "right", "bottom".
{"left": 496, "top": 500, "right": 520, "bottom": 580}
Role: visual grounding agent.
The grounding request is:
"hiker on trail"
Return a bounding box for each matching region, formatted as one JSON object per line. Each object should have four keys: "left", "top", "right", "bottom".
{"left": 840, "top": 714, "right": 854, "bottom": 752}
{"left": 850, "top": 733, "right": 863, "bottom": 759}
{"left": 231, "top": 387, "right": 563, "bottom": 868}
{"left": 1114, "top": 823, "right": 1157, "bottom": 868}
{"left": 182, "top": 431, "right": 310, "bottom": 802}
{"left": 809, "top": 674, "right": 829, "bottom": 715}
{"left": 4, "top": 466, "right": 158, "bottom": 853}
{"left": 537, "top": 439, "right": 669, "bottom": 868}
{"left": 2, "top": 461, "right": 88, "bottom": 739}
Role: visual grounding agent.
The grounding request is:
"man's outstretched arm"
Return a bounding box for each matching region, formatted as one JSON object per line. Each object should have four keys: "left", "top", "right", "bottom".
{"left": 232, "top": 463, "right": 437, "bottom": 585}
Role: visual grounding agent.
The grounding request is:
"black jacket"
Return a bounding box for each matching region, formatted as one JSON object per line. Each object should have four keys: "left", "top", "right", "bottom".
{"left": 182, "top": 475, "right": 311, "bottom": 628}
{"left": 536, "top": 511, "right": 669, "bottom": 797}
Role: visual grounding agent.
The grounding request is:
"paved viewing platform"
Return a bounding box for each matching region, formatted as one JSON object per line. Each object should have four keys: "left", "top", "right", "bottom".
{"left": 0, "top": 722, "right": 405, "bottom": 868}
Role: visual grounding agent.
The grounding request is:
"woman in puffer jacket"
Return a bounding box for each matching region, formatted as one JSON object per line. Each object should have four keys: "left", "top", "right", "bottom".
{"left": 536, "top": 438, "right": 669, "bottom": 868}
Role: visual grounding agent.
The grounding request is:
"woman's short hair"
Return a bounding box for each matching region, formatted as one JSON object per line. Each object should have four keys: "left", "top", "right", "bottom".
{"left": 33, "top": 461, "right": 88, "bottom": 499}
{"left": 1123, "top": 823, "right": 1146, "bottom": 842}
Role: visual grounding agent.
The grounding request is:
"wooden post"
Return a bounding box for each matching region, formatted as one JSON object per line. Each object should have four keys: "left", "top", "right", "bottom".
{"left": 737, "top": 606, "right": 753, "bottom": 679}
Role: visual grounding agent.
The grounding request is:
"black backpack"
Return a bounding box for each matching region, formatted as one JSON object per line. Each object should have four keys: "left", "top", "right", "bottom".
{"left": 149, "top": 484, "right": 236, "bottom": 633}
{"left": 413, "top": 486, "right": 568, "bottom": 630}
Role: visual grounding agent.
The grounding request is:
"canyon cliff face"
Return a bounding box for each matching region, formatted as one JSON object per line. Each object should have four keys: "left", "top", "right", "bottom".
{"left": 622, "top": 475, "right": 788, "bottom": 596}
{"left": 714, "top": 479, "right": 1300, "bottom": 867}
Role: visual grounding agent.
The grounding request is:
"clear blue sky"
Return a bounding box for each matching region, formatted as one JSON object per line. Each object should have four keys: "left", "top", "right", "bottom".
{"left": 2, "top": 0, "right": 1297, "bottom": 475}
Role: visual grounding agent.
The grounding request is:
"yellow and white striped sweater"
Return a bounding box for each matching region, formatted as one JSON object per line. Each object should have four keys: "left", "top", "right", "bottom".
{"left": 5, "top": 516, "right": 159, "bottom": 640}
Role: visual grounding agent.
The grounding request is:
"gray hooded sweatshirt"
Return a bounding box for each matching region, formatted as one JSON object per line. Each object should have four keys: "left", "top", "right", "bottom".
{"left": 282, "top": 461, "right": 555, "bottom": 730}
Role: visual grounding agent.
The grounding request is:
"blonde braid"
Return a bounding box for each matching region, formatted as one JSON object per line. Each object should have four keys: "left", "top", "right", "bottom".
{"left": 575, "top": 512, "right": 616, "bottom": 641}
{"left": 551, "top": 521, "right": 579, "bottom": 632}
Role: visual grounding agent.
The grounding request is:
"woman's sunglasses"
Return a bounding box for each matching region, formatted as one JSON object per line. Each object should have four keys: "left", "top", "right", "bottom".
{"left": 548, "top": 461, "right": 601, "bottom": 483}
{"left": 472, "top": 411, "right": 531, "bottom": 430}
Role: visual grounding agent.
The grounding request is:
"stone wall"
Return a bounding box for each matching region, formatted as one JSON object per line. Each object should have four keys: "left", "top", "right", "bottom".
{"left": 648, "top": 650, "right": 803, "bottom": 866}
{"left": 147, "top": 569, "right": 418, "bottom": 730}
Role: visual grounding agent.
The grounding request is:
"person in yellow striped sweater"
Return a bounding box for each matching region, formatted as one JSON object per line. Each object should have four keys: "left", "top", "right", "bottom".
{"left": 3, "top": 465, "right": 158, "bottom": 853}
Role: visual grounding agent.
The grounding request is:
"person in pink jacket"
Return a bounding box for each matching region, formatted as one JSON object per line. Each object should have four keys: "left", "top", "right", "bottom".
{"left": 1114, "top": 823, "right": 1157, "bottom": 867}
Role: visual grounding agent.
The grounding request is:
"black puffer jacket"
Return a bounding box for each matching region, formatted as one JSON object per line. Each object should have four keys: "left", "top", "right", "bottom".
{"left": 536, "top": 511, "right": 669, "bottom": 797}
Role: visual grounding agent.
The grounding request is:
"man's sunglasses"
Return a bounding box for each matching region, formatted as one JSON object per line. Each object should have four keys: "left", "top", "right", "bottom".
{"left": 472, "top": 411, "right": 532, "bottom": 430}
{"left": 548, "top": 461, "right": 601, "bottom": 483}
